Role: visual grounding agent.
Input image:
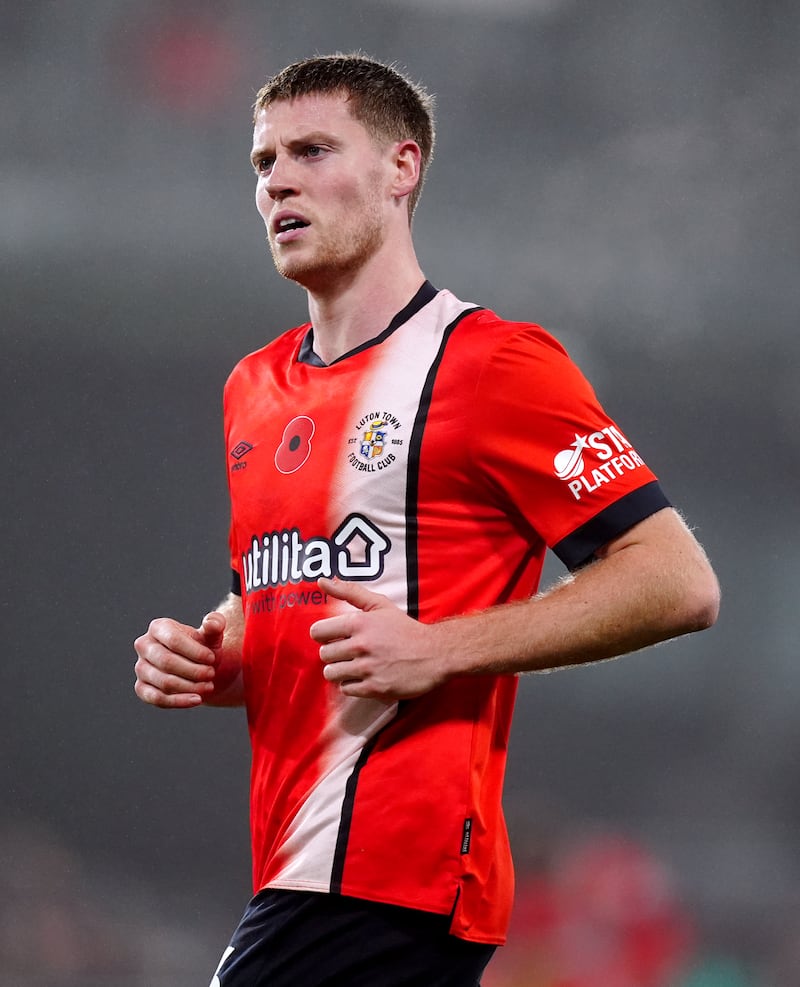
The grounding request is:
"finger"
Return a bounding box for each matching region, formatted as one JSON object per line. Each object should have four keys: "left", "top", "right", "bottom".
{"left": 134, "top": 676, "right": 204, "bottom": 709}
{"left": 317, "top": 577, "right": 388, "bottom": 612}
{"left": 318, "top": 638, "right": 365, "bottom": 665}
{"left": 135, "top": 654, "right": 215, "bottom": 695}
{"left": 333, "top": 673, "right": 388, "bottom": 702}
{"left": 309, "top": 614, "right": 353, "bottom": 645}
{"left": 322, "top": 661, "right": 346, "bottom": 683}
{"left": 140, "top": 619, "right": 217, "bottom": 666}
{"left": 322, "top": 660, "right": 362, "bottom": 686}
{"left": 135, "top": 636, "right": 217, "bottom": 683}
{"left": 338, "top": 680, "right": 379, "bottom": 700}
{"left": 199, "top": 611, "right": 226, "bottom": 649}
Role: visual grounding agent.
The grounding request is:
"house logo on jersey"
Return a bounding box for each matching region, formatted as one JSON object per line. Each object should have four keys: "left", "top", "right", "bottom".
{"left": 347, "top": 411, "right": 404, "bottom": 473}
{"left": 554, "top": 426, "right": 646, "bottom": 501}
{"left": 275, "top": 416, "right": 315, "bottom": 474}
{"left": 241, "top": 513, "right": 391, "bottom": 595}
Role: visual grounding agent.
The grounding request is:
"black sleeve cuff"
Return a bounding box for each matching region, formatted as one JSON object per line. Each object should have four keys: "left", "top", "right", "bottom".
{"left": 231, "top": 569, "right": 242, "bottom": 596}
{"left": 553, "top": 481, "right": 671, "bottom": 571}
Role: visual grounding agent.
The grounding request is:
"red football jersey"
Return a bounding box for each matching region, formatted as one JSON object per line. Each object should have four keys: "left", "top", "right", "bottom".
{"left": 223, "top": 282, "right": 668, "bottom": 944}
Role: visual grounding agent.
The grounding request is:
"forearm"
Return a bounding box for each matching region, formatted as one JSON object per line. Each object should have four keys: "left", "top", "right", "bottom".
{"left": 433, "top": 509, "right": 720, "bottom": 679}
{"left": 204, "top": 592, "right": 246, "bottom": 707}
{"left": 314, "top": 509, "right": 718, "bottom": 702}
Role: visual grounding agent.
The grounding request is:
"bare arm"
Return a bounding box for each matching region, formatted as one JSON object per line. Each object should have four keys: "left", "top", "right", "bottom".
{"left": 134, "top": 592, "right": 245, "bottom": 708}
{"left": 435, "top": 507, "right": 719, "bottom": 676}
{"left": 310, "top": 508, "right": 720, "bottom": 700}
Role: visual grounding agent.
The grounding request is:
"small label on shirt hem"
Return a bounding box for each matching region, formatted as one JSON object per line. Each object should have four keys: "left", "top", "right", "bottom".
{"left": 460, "top": 818, "right": 472, "bottom": 855}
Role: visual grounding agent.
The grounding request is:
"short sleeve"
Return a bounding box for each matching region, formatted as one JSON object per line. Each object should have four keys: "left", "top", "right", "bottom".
{"left": 470, "top": 324, "right": 670, "bottom": 569}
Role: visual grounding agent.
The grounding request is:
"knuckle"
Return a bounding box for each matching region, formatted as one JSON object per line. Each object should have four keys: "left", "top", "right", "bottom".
{"left": 159, "top": 672, "right": 183, "bottom": 694}
{"left": 159, "top": 627, "right": 180, "bottom": 651}
{"left": 149, "top": 617, "right": 181, "bottom": 648}
{"left": 134, "top": 680, "right": 160, "bottom": 706}
{"left": 349, "top": 639, "right": 368, "bottom": 659}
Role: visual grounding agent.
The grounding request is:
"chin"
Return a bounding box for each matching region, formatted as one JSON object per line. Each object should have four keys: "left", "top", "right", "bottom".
{"left": 269, "top": 229, "right": 383, "bottom": 289}
{"left": 273, "top": 256, "right": 323, "bottom": 288}
{"left": 271, "top": 251, "right": 351, "bottom": 291}
{"left": 269, "top": 245, "right": 307, "bottom": 283}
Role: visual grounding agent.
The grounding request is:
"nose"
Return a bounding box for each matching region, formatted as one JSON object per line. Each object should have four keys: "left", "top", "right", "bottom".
{"left": 265, "top": 154, "right": 298, "bottom": 201}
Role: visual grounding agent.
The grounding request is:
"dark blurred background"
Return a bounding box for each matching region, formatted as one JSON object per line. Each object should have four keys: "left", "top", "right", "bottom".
{"left": 2, "top": 1, "right": 798, "bottom": 984}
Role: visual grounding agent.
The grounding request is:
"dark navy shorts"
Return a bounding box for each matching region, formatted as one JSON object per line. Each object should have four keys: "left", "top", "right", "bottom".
{"left": 210, "top": 889, "right": 496, "bottom": 987}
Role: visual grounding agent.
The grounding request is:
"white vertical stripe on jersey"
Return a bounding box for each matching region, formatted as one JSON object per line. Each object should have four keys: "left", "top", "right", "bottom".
{"left": 269, "top": 289, "right": 477, "bottom": 892}
{"left": 268, "top": 696, "right": 398, "bottom": 890}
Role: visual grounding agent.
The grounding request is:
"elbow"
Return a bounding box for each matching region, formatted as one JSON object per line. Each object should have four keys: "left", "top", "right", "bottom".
{"left": 678, "top": 565, "right": 721, "bottom": 634}
{"left": 690, "top": 583, "right": 720, "bottom": 632}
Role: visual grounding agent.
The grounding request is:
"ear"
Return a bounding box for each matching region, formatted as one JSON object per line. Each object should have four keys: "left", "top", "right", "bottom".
{"left": 389, "top": 139, "right": 422, "bottom": 204}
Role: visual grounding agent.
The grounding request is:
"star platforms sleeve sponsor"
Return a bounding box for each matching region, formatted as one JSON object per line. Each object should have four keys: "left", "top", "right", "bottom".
{"left": 553, "top": 426, "right": 646, "bottom": 501}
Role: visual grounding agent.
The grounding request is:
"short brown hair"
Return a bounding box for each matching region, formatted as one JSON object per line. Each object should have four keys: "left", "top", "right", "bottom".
{"left": 253, "top": 53, "right": 435, "bottom": 217}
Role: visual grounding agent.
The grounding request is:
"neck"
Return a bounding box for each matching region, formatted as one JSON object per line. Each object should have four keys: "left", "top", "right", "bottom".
{"left": 305, "top": 241, "right": 426, "bottom": 365}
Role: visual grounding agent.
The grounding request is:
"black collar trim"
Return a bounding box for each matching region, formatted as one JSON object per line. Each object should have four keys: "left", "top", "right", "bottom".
{"left": 297, "top": 280, "right": 439, "bottom": 367}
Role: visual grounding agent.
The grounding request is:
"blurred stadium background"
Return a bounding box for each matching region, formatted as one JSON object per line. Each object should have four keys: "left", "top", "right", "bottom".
{"left": 2, "top": 1, "right": 799, "bottom": 984}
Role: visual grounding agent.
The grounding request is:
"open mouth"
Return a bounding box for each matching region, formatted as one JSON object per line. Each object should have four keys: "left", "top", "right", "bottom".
{"left": 275, "top": 216, "right": 310, "bottom": 236}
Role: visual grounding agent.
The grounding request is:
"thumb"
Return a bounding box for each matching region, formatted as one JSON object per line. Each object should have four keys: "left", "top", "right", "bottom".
{"left": 317, "top": 576, "right": 387, "bottom": 612}
{"left": 199, "top": 611, "right": 226, "bottom": 649}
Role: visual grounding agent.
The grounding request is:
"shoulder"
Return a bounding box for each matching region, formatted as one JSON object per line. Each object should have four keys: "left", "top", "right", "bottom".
{"left": 470, "top": 308, "right": 569, "bottom": 357}
{"left": 437, "top": 302, "right": 606, "bottom": 438}
{"left": 444, "top": 303, "right": 577, "bottom": 391}
{"left": 443, "top": 296, "right": 570, "bottom": 360}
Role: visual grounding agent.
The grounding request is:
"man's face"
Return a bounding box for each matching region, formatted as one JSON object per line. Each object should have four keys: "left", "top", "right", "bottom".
{"left": 251, "top": 93, "right": 393, "bottom": 290}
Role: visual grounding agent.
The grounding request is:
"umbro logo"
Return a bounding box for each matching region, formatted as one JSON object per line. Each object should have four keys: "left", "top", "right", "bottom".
{"left": 230, "top": 440, "right": 253, "bottom": 472}
{"left": 231, "top": 441, "right": 253, "bottom": 460}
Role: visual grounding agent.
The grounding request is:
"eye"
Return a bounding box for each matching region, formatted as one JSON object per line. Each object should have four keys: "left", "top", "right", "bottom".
{"left": 255, "top": 156, "right": 274, "bottom": 174}
{"left": 303, "top": 145, "right": 325, "bottom": 159}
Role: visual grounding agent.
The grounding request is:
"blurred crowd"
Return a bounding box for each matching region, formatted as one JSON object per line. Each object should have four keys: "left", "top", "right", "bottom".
{"left": 0, "top": 820, "right": 222, "bottom": 987}
{"left": 4, "top": 818, "right": 798, "bottom": 987}
{"left": 485, "top": 830, "right": 755, "bottom": 987}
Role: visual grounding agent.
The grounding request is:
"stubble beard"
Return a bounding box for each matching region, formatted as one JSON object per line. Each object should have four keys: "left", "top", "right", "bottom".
{"left": 268, "top": 188, "right": 386, "bottom": 291}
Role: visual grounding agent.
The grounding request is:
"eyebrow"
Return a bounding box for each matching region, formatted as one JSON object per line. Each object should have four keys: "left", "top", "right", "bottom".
{"left": 250, "top": 132, "right": 341, "bottom": 169}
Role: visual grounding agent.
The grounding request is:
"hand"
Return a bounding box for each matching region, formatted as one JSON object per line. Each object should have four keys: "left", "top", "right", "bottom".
{"left": 134, "top": 612, "right": 226, "bottom": 708}
{"left": 310, "top": 578, "right": 446, "bottom": 701}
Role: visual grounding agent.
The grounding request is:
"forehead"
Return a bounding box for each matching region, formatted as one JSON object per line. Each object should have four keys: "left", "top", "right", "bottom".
{"left": 251, "top": 92, "right": 365, "bottom": 148}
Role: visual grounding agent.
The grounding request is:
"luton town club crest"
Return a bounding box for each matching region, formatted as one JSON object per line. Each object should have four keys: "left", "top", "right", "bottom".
{"left": 348, "top": 411, "right": 403, "bottom": 473}
{"left": 360, "top": 419, "right": 387, "bottom": 459}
